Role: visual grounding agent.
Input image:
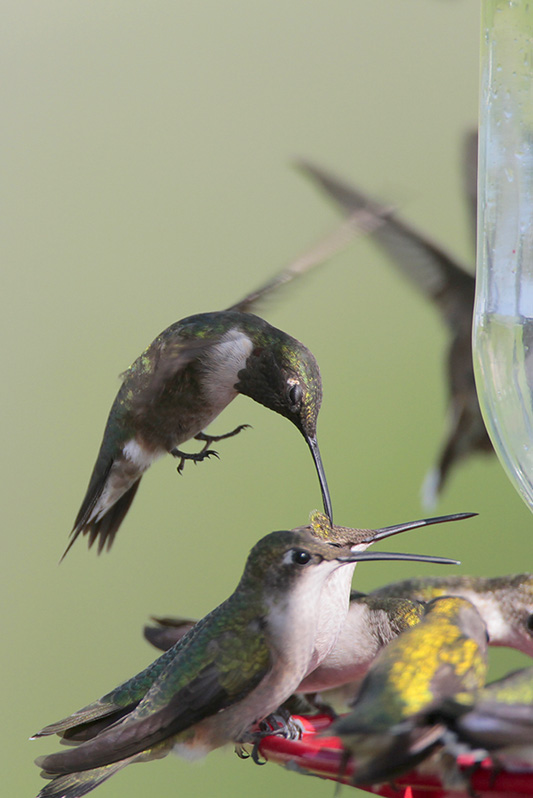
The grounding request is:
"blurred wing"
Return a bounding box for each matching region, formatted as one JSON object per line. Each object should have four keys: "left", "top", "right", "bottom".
{"left": 298, "top": 159, "right": 475, "bottom": 329}
{"left": 456, "top": 700, "right": 533, "bottom": 749}
{"left": 228, "top": 208, "right": 388, "bottom": 313}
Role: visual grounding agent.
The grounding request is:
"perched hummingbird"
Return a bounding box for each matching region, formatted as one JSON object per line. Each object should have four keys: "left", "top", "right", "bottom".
{"left": 298, "top": 135, "right": 493, "bottom": 508}
{"left": 368, "top": 573, "right": 533, "bottom": 656}
{"left": 32, "top": 528, "right": 456, "bottom": 798}
{"left": 296, "top": 593, "right": 425, "bottom": 701}
{"left": 433, "top": 665, "right": 533, "bottom": 772}
{"left": 142, "top": 511, "right": 471, "bottom": 693}
{"left": 142, "top": 595, "right": 426, "bottom": 712}
{"left": 328, "top": 596, "right": 488, "bottom": 786}
{"left": 303, "top": 570, "right": 533, "bottom": 710}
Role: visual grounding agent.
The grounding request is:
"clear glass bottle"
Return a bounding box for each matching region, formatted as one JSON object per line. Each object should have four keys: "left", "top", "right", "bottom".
{"left": 474, "top": 1, "right": 533, "bottom": 511}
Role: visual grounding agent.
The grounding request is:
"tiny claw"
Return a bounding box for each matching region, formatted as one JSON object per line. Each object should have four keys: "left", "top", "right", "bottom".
{"left": 234, "top": 744, "right": 250, "bottom": 760}
{"left": 195, "top": 449, "right": 219, "bottom": 464}
{"left": 251, "top": 744, "right": 267, "bottom": 766}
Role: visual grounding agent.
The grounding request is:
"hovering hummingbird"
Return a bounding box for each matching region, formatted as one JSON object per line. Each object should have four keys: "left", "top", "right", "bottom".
{"left": 368, "top": 572, "right": 533, "bottom": 656}
{"left": 63, "top": 200, "right": 388, "bottom": 559}
{"left": 298, "top": 133, "right": 493, "bottom": 508}
{"left": 32, "top": 527, "right": 456, "bottom": 798}
{"left": 433, "top": 665, "right": 533, "bottom": 772}
{"left": 142, "top": 511, "right": 472, "bottom": 689}
{"left": 328, "top": 596, "right": 488, "bottom": 786}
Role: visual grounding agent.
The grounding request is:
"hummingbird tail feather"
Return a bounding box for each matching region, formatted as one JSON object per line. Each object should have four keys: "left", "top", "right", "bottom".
{"left": 35, "top": 758, "right": 132, "bottom": 798}
{"left": 62, "top": 479, "right": 141, "bottom": 560}
{"left": 32, "top": 701, "right": 131, "bottom": 741}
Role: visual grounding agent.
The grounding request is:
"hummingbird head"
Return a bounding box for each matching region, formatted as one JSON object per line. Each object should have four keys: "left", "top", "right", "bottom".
{"left": 235, "top": 331, "right": 332, "bottom": 521}
{"left": 240, "top": 528, "right": 363, "bottom": 595}
{"left": 239, "top": 528, "right": 460, "bottom": 595}
{"left": 479, "top": 573, "right": 533, "bottom": 656}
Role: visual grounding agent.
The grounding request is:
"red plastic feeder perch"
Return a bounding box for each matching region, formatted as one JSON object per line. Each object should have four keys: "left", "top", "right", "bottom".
{"left": 259, "top": 715, "right": 533, "bottom": 798}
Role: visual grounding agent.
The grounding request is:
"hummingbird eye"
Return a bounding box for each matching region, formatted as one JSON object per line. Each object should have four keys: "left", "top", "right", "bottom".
{"left": 287, "top": 383, "right": 303, "bottom": 410}
{"left": 291, "top": 549, "right": 312, "bottom": 566}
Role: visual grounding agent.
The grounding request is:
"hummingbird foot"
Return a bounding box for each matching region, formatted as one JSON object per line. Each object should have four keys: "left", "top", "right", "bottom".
{"left": 302, "top": 692, "right": 338, "bottom": 719}
{"left": 237, "top": 709, "right": 305, "bottom": 766}
{"left": 170, "top": 447, "right": 220, "bottom": 475}
{"left": 253, "top": 710, "right": 305, "bottom": 743}
{"left": 194, "top": 424, "right": 251, "bottom": 447}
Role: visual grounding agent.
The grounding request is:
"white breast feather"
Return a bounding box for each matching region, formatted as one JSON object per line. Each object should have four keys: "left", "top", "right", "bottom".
{"left": 202, "top": 331, "right": 253, "bottom": 409}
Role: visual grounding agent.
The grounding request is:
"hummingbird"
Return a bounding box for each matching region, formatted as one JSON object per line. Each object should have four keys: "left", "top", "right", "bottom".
{"left": 64, "top": 199, "right": 391, "bottom": 559}
{"left": 142, "top": 595, "right": 426, "bottom": 712}
{"left": 328, "top": 596, "right": 488, "bottom": 786}
{"left": 298, "top": 132, "right": 493, "bottom": 508}
{"left": 141, "top": 511, "right": 471, "bottom": 696}
{"left": 32, "top": 527, "right": 457, "bottom": 798}
{"left": 368, "top": 573, "right": 533, "bottom": 656}
{"left": 432, "top": 665, "right": 533, "bottom": 772}
{"left": 305, "top": 570, "right": 533, "bottom": 710}
{"left": 296, "top": 593, "right": 426, "bottom": 703}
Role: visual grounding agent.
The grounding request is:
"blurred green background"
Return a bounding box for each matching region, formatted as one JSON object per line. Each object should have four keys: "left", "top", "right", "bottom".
{"left": 4, "top": 1, "right": 532, "bottom": 796}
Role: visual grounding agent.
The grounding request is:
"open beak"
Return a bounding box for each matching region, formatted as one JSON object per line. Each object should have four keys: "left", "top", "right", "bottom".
{"left": 371, "top": 512, "right": 477, "bottom": 544}
{"left": 337, "top": 550, "right": 460, "bottom": 566}
{"left": 306, "top": 435, "right": 333, "bottom": 524}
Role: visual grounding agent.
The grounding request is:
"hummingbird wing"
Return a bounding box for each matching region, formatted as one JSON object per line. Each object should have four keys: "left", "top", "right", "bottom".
{"left": 36, "top": 608, "right": 271, "bottom": 774}
{"left": 297, "top": 159, "right": 475, "bottom": 329}
{"left": 65, "top": 333, "right": 220, "bottom": 557}
{"left": 32, "top": 623, "right": 200, "bottom": 742}
{"left": 143, "top": 616, "right": 197, "bottom": 652}
{"left": 299, "top": 159, "right": 492, "bottom": 507}
{"left": 227, "top": 206, "right": 388, "bottom": 314}
{"left": 454, "top": 700, "right": 533, "bottom": 749}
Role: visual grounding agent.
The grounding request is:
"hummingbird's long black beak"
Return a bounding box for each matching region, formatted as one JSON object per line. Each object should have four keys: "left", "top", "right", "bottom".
{"left": 371, "top": 512, "right": 477, "bottom": 543}
{"left": 337, "top": 551, "right": 460, "bottom": 566}
{"left": 306, "top": 435, "right": 333, "bottom": 524}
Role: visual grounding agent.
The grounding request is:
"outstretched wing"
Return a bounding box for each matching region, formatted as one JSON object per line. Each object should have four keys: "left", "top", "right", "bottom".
{"left": 298, "top": 159, "right": 475, "bottom": 329}
{"left": 228, "top": 206, "right": 388, "bottom": 313}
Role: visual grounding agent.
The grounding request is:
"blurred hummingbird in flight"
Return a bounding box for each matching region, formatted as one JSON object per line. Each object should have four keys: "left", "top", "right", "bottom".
{"left": 64, "top": 206, "right": 383, "bottom": 558}
{"left": 32, "top": 526, "right": 457, "bottom": 798}
{"left": 298, "top": 130, "right": 493, "bottom": 508}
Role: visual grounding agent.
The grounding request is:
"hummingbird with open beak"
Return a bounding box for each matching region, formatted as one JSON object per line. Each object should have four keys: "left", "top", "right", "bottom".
{"left": 32, "top": 527, "right": 457, "bottom": 798}
{"left": 298, "top": 132, "right": 493, "bottom": 508}
{"left": 328, "top": 596, "right": 488, "bottom": 786}
{"left": 368, "top": 573, "right": 533, "bottom": 656}
{"left": 63, "top": 200, "right": 385, "bottom": 558}
{"left": 142, "top": 511, "right": 472, "bottom": 690}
